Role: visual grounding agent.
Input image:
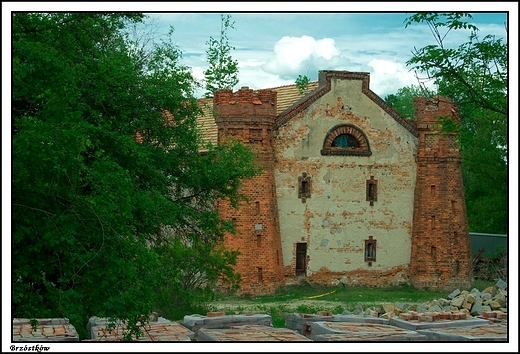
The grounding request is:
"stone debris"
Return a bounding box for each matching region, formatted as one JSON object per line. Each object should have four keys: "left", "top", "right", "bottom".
{"left": 12, "top": 318, "right": 79, "bottom": 341}
{"left": 196, "top": 325, "right": 311, "bottom": 341}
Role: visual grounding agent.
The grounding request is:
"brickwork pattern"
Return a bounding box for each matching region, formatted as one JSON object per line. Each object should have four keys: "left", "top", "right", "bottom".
{"left": 12, "top": 318, "right": 79, "bottom": 341}
{"left": 410, "top": 97, "right": 472, "bottom": 291}
{"left": 214, "top": 87, "right": 285, "bottom": 295}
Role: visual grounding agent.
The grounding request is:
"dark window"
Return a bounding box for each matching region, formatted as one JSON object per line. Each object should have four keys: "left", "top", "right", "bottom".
{"left": 364, "top": 236, "right": 376, "bottom": 263}
{"left": 321, "top": 124, "right": 371, "bottom": 156}
{"left": 256, "top": 235, "right": 261, "bottom": 247}
{"left": 257, "top": 267, "right": 263, "bottom": 283}
{"left": 366, "top": 176, "right": 378, "bottom": 206}
{"left": 298, "top": 172, "right": 311, "bottom": 202}
{"left": 296, "top": 243, "right": 307, "bottom": 274}
{"left": 332, "top": 134, "right": 359, "bottom": 148}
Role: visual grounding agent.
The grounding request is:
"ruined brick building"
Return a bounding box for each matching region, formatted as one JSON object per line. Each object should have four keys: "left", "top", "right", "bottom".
{"left": 197, "top": 70, "right": 473, "bottom": 295}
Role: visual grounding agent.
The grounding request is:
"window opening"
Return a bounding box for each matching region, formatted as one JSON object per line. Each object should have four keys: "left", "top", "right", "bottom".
{"left": 256, "top": 235, "right": 262, "bottom": 248}
{"left": 298, "top": 172, "right": 311, "bottom": 203}
{"left": 257, "top": 267, "right": 263, "bottom": 283}
{"left": 296, "top": 243, "right": 307, "bottom": 274}
{"left": 366, "top": 176, "right": 378, "bottom": 206}
{"left": 364, "top": 236, "right": 376, "bottom": 264}
{"left": 331, "top": 134, "right": 359, "bottom": 148}
{"left": 321, "top": 124, "right": 371, "bottom": 156}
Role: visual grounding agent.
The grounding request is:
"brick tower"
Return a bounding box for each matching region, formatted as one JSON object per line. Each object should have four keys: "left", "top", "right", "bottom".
{"left": 213, "top": 87, "right": 285, "bottom": 295}
{"left": 409, "top": 96, "right": 473, "bottom": 291}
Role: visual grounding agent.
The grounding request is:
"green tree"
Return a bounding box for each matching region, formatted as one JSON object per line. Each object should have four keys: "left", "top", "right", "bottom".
{"left": 385, "top": 85, "right": 436, "bottom": 120}
{"left": 403, "top": 12, "right": 507, "bottom": 233}
{"left": 203, "top": 14, "right": 239, "bottom": 97}
{"left": 12, "top": 12, "right": 258, "bottom": 339}
{"left": 295, "top": 74, "right": 311, "bottom": 96}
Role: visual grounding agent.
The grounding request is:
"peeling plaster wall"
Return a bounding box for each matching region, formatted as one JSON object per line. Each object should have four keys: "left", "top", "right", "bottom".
{"left": 274, "top": 78, "right": 418, "bottom": 286}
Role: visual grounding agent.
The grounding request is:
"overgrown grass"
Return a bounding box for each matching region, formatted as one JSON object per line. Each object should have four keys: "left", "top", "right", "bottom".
{"left": 209, "top": 280, "right": 497, "bottom": 328}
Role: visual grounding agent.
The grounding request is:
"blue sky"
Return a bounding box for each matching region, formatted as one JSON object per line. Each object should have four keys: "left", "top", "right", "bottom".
{"left": 144, "top": 10, "right": 510, "bottom": 98}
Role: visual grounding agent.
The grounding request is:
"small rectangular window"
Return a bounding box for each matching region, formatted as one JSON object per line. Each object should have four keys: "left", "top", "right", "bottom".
{"left": 255, "top": 201, "right": 260, "bottom": 215}
{"left": 298, "top": 173, "right": 311, "bottom": 202}
{"left": 366, "top": 176, "right": 378, "bottom": 206}
{"left": 256, "top": 235, "right": 261, "bottom": 247}
{"left": 257, "top": 267, "right": 263, "bottom": 283}
{"left": 364, "top": 236, "right": 376, "bottom": 263}
{"left": 430, "top": 185, "right": 436, "bottom": 196}
{"left": 296, "top": 243, "right": 307, "bottom": 274}
{"left": 431, "top": 216, "right": 436, "bottom": 229}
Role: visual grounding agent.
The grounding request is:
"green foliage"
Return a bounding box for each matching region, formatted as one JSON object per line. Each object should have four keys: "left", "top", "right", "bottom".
{"left": 204, "top": 14, "right": 239, "bottom": 97}
{"left": 12, "top": 12, "right": 258, "bottom": 339}
{"left": 384, "top": 84, "right": 436, "bottom": 120}
{"left": 295, "top": 74, "right": 311, "bottom": 95}
{"left": 403, "top": 12, "right": 508, "bottom": 233}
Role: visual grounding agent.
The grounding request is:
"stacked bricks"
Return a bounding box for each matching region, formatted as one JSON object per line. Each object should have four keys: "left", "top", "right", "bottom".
{"left": 197, "top": 325, "right": 311, "bottom": 341}
{"left": 285, "top": 312, "right": 391, "bottom": 336}
{"left": 409, "top": 96, "right": 472, "bottom": 291}
{"left": 181, "top": 312, "right": 272, "bottom": 339}
{"left": 12, "top": 318, "right": 79, "bottom": 341}
{"left": 214, "top": 87, "right": 285, "bottom": 295}
{"left": 86, "top": 320, "right": 194, "bottom": 341}
{"left": 416, "top": 325, "right": 507, "bottom": 341}
{"left": 309, "top": 321, "right": 425, "bottom": 341}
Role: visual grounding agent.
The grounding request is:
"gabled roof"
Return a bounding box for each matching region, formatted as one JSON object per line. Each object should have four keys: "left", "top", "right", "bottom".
{"left": 196, "top": 70, "right": 418, "bottom": 147}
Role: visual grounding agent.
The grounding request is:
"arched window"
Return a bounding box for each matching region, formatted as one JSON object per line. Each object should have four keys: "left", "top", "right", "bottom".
{"left": 321, "top": 124, "right": 371, "bottom": 156}
{"left": 331, "top": 134, "right": 360, "bottom": 148}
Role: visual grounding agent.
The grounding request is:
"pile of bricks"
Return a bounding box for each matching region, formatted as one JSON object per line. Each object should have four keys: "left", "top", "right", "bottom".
{"left": 416, "top": 324, "right": 507, "bottom": 341}
{"left": 197, "top": 325, "right": 311, "bottom": 342}
{"left": 181, "top": 312, "right": 272, "bottom": 339}
{"left": 12, "top": 318, "right": 79, "bottom": 341}
{"left": 86, "top": 321, "right": 194, "bottom": 342}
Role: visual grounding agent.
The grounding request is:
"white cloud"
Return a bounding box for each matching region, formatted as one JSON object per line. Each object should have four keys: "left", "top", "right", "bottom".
{"left": 262, "top": 36, "right": 341, "bottom": 78}
{"left": 367, "top": 59, "right": 436, "bottom": 97}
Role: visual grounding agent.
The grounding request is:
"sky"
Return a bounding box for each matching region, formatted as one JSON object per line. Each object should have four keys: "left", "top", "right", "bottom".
{"left": 2, "top": 3, "right": 519, "bottom": 352}
{"left": 140, "top": 9, "right": 511, "bottom": 99}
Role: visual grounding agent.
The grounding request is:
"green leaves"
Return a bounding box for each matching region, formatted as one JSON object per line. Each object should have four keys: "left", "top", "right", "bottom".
{"left": 403, "top": 12, "right": 507, "bottom": 233}
{"left": 12, "top": 12, "right": 258, "bottom": 339}
{"left": 203, "top": 14, "right": 239, "bottom": 97}
{"left": 295, "top": 74, "right": 311, "bottom": 96}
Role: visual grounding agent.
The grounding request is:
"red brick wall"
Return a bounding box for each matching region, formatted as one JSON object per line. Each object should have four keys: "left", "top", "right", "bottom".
{"left": 410, "top": 96, "right": 473, "bottom": 291}
{"left": 214, "top": 87, "right": 285, "bottom": 295}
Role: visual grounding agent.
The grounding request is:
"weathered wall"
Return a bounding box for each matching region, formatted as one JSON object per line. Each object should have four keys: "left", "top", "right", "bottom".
{"left": 409, "top": 96, "right": 473, "bottom": 291}
{"left": 214, "top": 88, "right": 285, "bottom": 295}
{"left": 273, "top": 77, "right": 418, "bottom": 287}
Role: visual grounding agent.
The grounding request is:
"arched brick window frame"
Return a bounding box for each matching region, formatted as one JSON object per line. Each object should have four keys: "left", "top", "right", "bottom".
{"left": 321, "top": 124, "right": 372, "bottom": 156}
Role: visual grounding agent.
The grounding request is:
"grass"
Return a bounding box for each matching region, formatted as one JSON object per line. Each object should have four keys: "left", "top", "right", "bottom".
{"left": 209, "top": 279, "right": 497, "bottom": 328}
